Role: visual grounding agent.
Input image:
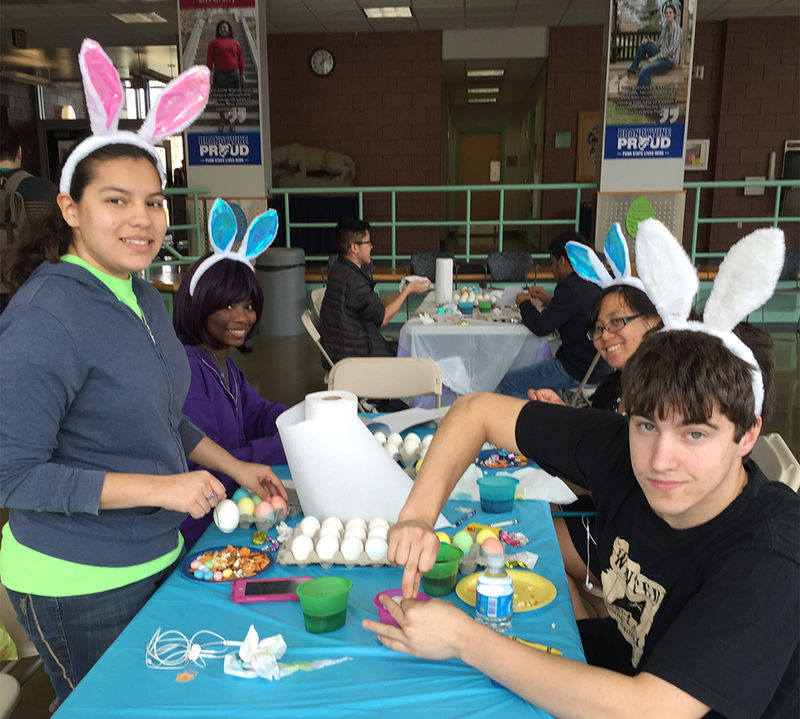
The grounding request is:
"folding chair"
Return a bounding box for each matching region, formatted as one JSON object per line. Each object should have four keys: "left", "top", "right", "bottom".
{"left": 750, "top": 432, "right": 800, "bottom": 492}
{"left": 300, "top": 310, "right": 334, "bottom": 381}
{"left": 327, "top": 356, "right": 443, "bottom": 409}
{"left": 310, "top": 287, "right": 325, "bottom": 317}
{"left": 562, "top": 352, "right": 602, "bottom": 408}
{"left": 487, "top": 251, "right": 534, "bottom": 285}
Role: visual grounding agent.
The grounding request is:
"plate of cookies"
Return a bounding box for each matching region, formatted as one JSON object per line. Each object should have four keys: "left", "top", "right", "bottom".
{"left": 180, "top": 545, "right": 274, "bottom": 583}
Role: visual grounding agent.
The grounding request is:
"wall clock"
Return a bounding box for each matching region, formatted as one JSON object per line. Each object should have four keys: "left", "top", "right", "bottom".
{"left": 309, "top": 48, "right": 335, "bottom": 77}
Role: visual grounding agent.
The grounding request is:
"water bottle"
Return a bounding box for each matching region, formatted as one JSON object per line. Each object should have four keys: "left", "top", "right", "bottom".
{"left": 475, "top": 552, "right": 513, "bottom": 633}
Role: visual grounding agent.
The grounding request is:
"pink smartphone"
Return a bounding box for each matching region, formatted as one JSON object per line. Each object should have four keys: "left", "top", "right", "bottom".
{"left": 231, "top": 576, "right": 312, "bottom": 604}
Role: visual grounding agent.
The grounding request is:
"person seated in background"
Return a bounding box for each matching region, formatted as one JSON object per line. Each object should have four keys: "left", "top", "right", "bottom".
{"left": 499, "top": 231, "right": 611, "bottom": 398}
{"left": 319, "top": 218, "right": 429, "bottom": 366}
{"left": 365, "top": 329, "right": 797, "bottom": 719}
{"left": 174, "top": 253, "right": 287, "bottom": 548}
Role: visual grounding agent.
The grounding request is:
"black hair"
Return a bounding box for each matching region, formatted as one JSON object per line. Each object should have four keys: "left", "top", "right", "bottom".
{"left": 173, "top": 252, "right": 264, "bottom": 353}
{"left": 549, "top": 230, "right": 586, "bottom": 260}
{"left": 587, "top": 284, "right": 660, "bottom": 331}
{"left": 335, "top": 218, "right": 371, "bottom": 256}
{"left": 215, "top": 20, "right": 234, "bottom": 38}
{"left": 0, "top": 123, "right": 21, "bottom": 162}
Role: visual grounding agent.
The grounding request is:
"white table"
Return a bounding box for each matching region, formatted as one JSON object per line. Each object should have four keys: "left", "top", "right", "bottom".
{"left": 398, "top": 292, "right": 559, "bottom": 396}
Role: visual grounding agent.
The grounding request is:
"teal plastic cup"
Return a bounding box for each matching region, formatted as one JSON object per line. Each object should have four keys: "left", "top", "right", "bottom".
{"left": 421, "top": 543, "right": 463, "bottom": 596}
{"left": 295, "top": 576, "right": 353, "bottom": 633}
{"left": 477, "top": 475, "right": 519, "bottom": 513}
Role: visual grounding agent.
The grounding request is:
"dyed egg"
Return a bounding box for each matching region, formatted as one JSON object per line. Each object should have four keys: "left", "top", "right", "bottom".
{"left": 254, "top": 501, "right": 273, "bottom": 519}
{"left": 237, "top": 497, "right": 256, "bottom": 516}
{"left": 298, "top": 516, "right": 321, "bottom": 537}
{"left": 340, "top": 536, "right": 364, "bottom": 561}
{"left": 365, "top": 536, "right": 388, "bottom": 561}
{"left": 321, "top": 517, "right": 344, "bottom": 533}
{"left": 475, "top": 528, "right": 497, "bottom": 545}
{"left": 368, "top": 517, "right": 389, "bottom": 532}
{"left": 232, "top": 487, "right": 251, "bottom": 503}
{"left": 344, "top": 525, "right": 367, "bottom": 541}
{"left": 315, "top": 534, "right": 339, "bottom": 561}
{"left": 270, "top": 494, "right": 288, "bottom": 515}
{"left": 435, "top": 531, "right": 451, "bottom": 544}
{"left": 251, "top": 494, "right": 262, "bottom": 505}
{"left": 482, "top": 537, "right": 504, "bottom": 555}
{"left": 345, "top": 517, "right": 367, "bottom": 531}
{"left": 213, "top": 499, "right": 239, "bottom": 533}
{"left": 452, "top": 530, "right": 474, "bottom": 554}
{"left": 368, "top": 525, "right": 388, "bottom": 541}
{"left": 291, "top": 534, "right": 314, "bottom": 562}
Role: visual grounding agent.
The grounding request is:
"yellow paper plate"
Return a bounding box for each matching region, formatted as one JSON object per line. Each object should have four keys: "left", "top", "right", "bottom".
{"left": 456, "top": 569, "right": 557, "bottom": 613}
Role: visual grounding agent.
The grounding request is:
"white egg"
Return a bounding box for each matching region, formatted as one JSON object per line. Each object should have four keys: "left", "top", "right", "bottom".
{"left": 404, "top": 432, "right": 420, "bottom": 444}
{"left": 373, "top": 431, "right": 387, "bottom": 444}
{"left": 344, "top": 525, "right": 367, "bottom": 541}
{"left": 345, "top": 517, "right": 367, "bottom": 531}
{"left": 422, "top": 434, "right": 434, "bottom": 447}
{"left": 384, "top": 442, "right": 401, "bottom": 459}
{"left": 315, "top": 534, "right": 339, "bottom": 561}
{"left": 318, "top": 523, "right": 342, "bottom": 539}
{"left": 419, "top": 444, "right": 428, "bottom": 458}
{"left": 298, "top": 516, "right": 321, "bottom": 537}
{"left": 402, "top": 438, "right": 420, "bottom": 455}
{"left": 452, "top": 292, "right": 460, "bottom": 302}
{"left": 468, "top": 292, "right": 476, "bottom": 303}
{"left": 386, "top": 432, "right": 403, "bottom": 446}
{"left": 340, "top": 536, "right": 364, "bottom": 561}
{"left": 365, "top": 536, "right": 389, "bottom": 561}
{"left": 367, "top": 525, "right": 388, "bottom": 541}
{"left": 290, "top": 534, "right": 314, "bottom": 562}
{"left": 368, "top": 517, "right": 390, "bottom": 532}
{"left": 213, "top": 499, "right": 240, "bottom": 533}
{"left": 320, "top": 516, "right": 344, "bottom": 532}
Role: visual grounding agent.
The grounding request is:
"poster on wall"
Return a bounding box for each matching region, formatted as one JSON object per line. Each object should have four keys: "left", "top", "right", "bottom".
{"left": 178, "top": 0, "right": 261, "bottom": 166}
{"left": 603, "top": 0, "right": 693, "bottom": 162}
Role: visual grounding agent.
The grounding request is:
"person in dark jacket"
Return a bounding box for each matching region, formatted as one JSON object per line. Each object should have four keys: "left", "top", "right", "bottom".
{"left": 499, "top": 231, "right": 612, "bottom": 397}
{"left": 319, "top": 218, "right": 429, "bottom": 366}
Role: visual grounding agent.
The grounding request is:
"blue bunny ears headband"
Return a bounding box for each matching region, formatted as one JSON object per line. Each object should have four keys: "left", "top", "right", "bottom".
{"left": 634, "top": 218, "right": 784, "bottom": 416}
{"left": 189, "top": 199, "right": 279, "bottom": 296}
{"left": 565, "top": 223, "right": 645, "bottom": 291}
{"left": 60, "top": 39, "right": 209, "bottom": 194}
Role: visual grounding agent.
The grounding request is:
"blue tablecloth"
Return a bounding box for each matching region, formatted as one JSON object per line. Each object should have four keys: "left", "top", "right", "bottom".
{"left": 55, "top": 472, "right": 584, "bottom": 718}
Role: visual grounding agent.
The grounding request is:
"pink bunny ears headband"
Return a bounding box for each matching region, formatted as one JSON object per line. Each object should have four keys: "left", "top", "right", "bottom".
{"left": 59, "top": 39, "right": 210, "bottom": 194}
{"left": 634, "top": 218, "right": 785, "bottom": 416}
{"left": 189, "top": 199, "right": 279, "bottom": 296}
{"left": 565, "top": 223, "right": 645, "bottom": 291}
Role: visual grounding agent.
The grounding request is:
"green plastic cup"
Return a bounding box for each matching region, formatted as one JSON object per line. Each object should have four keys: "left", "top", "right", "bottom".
{"left": 421, "top": 543, "right": 463, "bottom": 596}
{"left": 478, "top": 299, "right": 492, "bottom": 313}
{"left": 295, "top": 576, "right": 353, "bottom": 633}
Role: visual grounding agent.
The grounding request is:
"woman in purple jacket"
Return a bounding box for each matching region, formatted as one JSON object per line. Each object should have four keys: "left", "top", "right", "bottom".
{"left": 174, "top": 253, "right": 287, "bottom": 547}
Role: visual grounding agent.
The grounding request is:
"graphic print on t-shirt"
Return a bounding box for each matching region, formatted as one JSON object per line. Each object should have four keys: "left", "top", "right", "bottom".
{"left": 601, "top": 537, "right": 665, "bottom": 667}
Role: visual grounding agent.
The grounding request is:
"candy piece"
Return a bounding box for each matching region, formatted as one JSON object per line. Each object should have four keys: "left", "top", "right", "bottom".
{"left": 252, "top": 531, "right": 267, "bottom": 545}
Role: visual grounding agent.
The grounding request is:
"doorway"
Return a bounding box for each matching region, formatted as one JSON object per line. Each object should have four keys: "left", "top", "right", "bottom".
{"left": 457, "top": 131, "right": 503, "bottom": 250}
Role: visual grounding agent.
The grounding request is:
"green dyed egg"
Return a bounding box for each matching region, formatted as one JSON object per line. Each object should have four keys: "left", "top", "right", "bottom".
{"left": 452, "top": 530, "right": 474, "bottom": 554}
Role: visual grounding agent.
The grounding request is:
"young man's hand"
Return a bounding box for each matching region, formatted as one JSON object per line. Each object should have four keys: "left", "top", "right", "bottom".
{"left": 387, "top": 518, "right": 440, "bottom": 597}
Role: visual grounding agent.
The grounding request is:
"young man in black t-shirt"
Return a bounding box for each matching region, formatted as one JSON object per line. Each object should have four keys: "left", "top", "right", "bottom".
{"left": 364, "top": 329, "right": 798, "bottom": 719}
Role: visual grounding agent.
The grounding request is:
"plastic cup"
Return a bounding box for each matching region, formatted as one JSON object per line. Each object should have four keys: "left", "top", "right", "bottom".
{"left": 478, "top": 299, "right": 492, "bottom": 313}
{"left": 373, "top": 588, "right": 431, "bottom": 627}
{"left": 421, "top": 543, "right": 463, "bottom": 596}
{"left": 477, "top": 475, "right": 519, "bottom": 513}
{"left": 458, "top": 301, "right": 474, "bottom": 316}
{"left": 295, "top": 576, "right": 353, "bottom": 633}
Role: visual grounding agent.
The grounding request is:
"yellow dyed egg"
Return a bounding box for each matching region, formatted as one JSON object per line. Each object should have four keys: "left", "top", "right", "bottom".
{"left": 435, "top": 531, "right": 451, "bottom": 544}
{"left": 475, "top": 528, "right": 497, "bottom": 545}
{"left": 237, "top": 497, "right": 256, "bottom": 516}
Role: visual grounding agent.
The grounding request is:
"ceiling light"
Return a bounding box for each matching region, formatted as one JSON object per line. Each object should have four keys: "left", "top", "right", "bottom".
{"left": 468, "top": 97, "right": 497, "bottom": 104}
{"left": 467, "top": 87, "right": 499, "bottom": 94}
{"left": 467, "top": 69, "right": 504, "bottom": 78}
{"left": 111, "top": 12, "right": 168, "bottom": 24}
{"left": 364, "top": 7, "right": 413, "bottom": 19}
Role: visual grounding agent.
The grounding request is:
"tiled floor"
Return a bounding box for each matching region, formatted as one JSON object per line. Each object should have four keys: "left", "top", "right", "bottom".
{"left": 11, "top": 325, "right": 799, "bottom": 717}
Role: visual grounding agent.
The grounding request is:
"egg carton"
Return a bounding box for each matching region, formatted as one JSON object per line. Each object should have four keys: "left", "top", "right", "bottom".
{"left": 234, "top": 488, "right": 302, "bottom": 532}
{"left": 277, "top": 524, "right": 394, "bottom": 569}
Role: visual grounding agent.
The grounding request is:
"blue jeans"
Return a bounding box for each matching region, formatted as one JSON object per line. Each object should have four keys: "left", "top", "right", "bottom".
{"left": 629, "top": 41, "right": 674, "bottom": 87}
{"left": 498, "top": 357, "right": 581, "bottom": 398}
{"left": 4, "top": 558, "right": 180, "bottom": 703}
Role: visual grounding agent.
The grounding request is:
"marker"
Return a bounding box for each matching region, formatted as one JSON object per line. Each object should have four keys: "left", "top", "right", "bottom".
{"left": 511, "top": 637, "right": 563, "bottom": 655}
{"left": 490, "top": 519, "right": 518, "bottom": 528}
{"left": 453, "top": 509, "right": 476, "bottom": 528}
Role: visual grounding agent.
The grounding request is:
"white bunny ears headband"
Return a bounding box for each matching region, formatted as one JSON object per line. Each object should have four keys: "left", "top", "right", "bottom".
{"left": 634, "top": 218, "right": 785, "bottom": 416}
{"left": 565, "top": 223, "right": 645, "bottom": 291}
{"left": 189, "top": 199, "right": 279, "bottom": 296}
{"left": 59, "top": 39, "right": 210, "bottom": 194}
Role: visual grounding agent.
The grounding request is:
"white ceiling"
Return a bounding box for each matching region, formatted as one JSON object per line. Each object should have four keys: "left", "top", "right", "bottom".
{"left": 0, "top": 0, "right": 796, "bottom": 105}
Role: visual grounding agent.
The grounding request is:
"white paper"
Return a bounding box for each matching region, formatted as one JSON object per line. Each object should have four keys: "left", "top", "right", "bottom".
{"left": 276, "top": 391, "right": 450, "bottom": 527}
{"left": 367, "top": 406, "right": 448, "bottom": 435}
{"left": 434, "top": 258, "right": 454, "bottom": 305}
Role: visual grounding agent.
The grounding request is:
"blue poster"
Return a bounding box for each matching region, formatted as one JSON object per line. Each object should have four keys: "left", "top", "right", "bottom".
{"left": 604, "top": 123, "right": 684, "bottom": 160}
{"left": 187, "top": 132, "right": 262, "bottom": 165}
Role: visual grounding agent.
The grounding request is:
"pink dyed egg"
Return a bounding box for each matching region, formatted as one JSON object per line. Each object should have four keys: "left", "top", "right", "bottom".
{"left": 481, "top": 537, "right": 504, "bottom": 554}
{"left": 270, "top": 495, "right": 288, "bottom": 514}
{"left": 254, "top": 501, "right": 273, "bottom": 519}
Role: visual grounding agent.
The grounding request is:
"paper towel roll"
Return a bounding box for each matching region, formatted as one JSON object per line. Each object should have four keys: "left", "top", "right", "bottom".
{"left": 276, "top": 393, "right": 450, "bottom": 528}
{"left": 434, "top": 257, "right": 454, "bottom": 305}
